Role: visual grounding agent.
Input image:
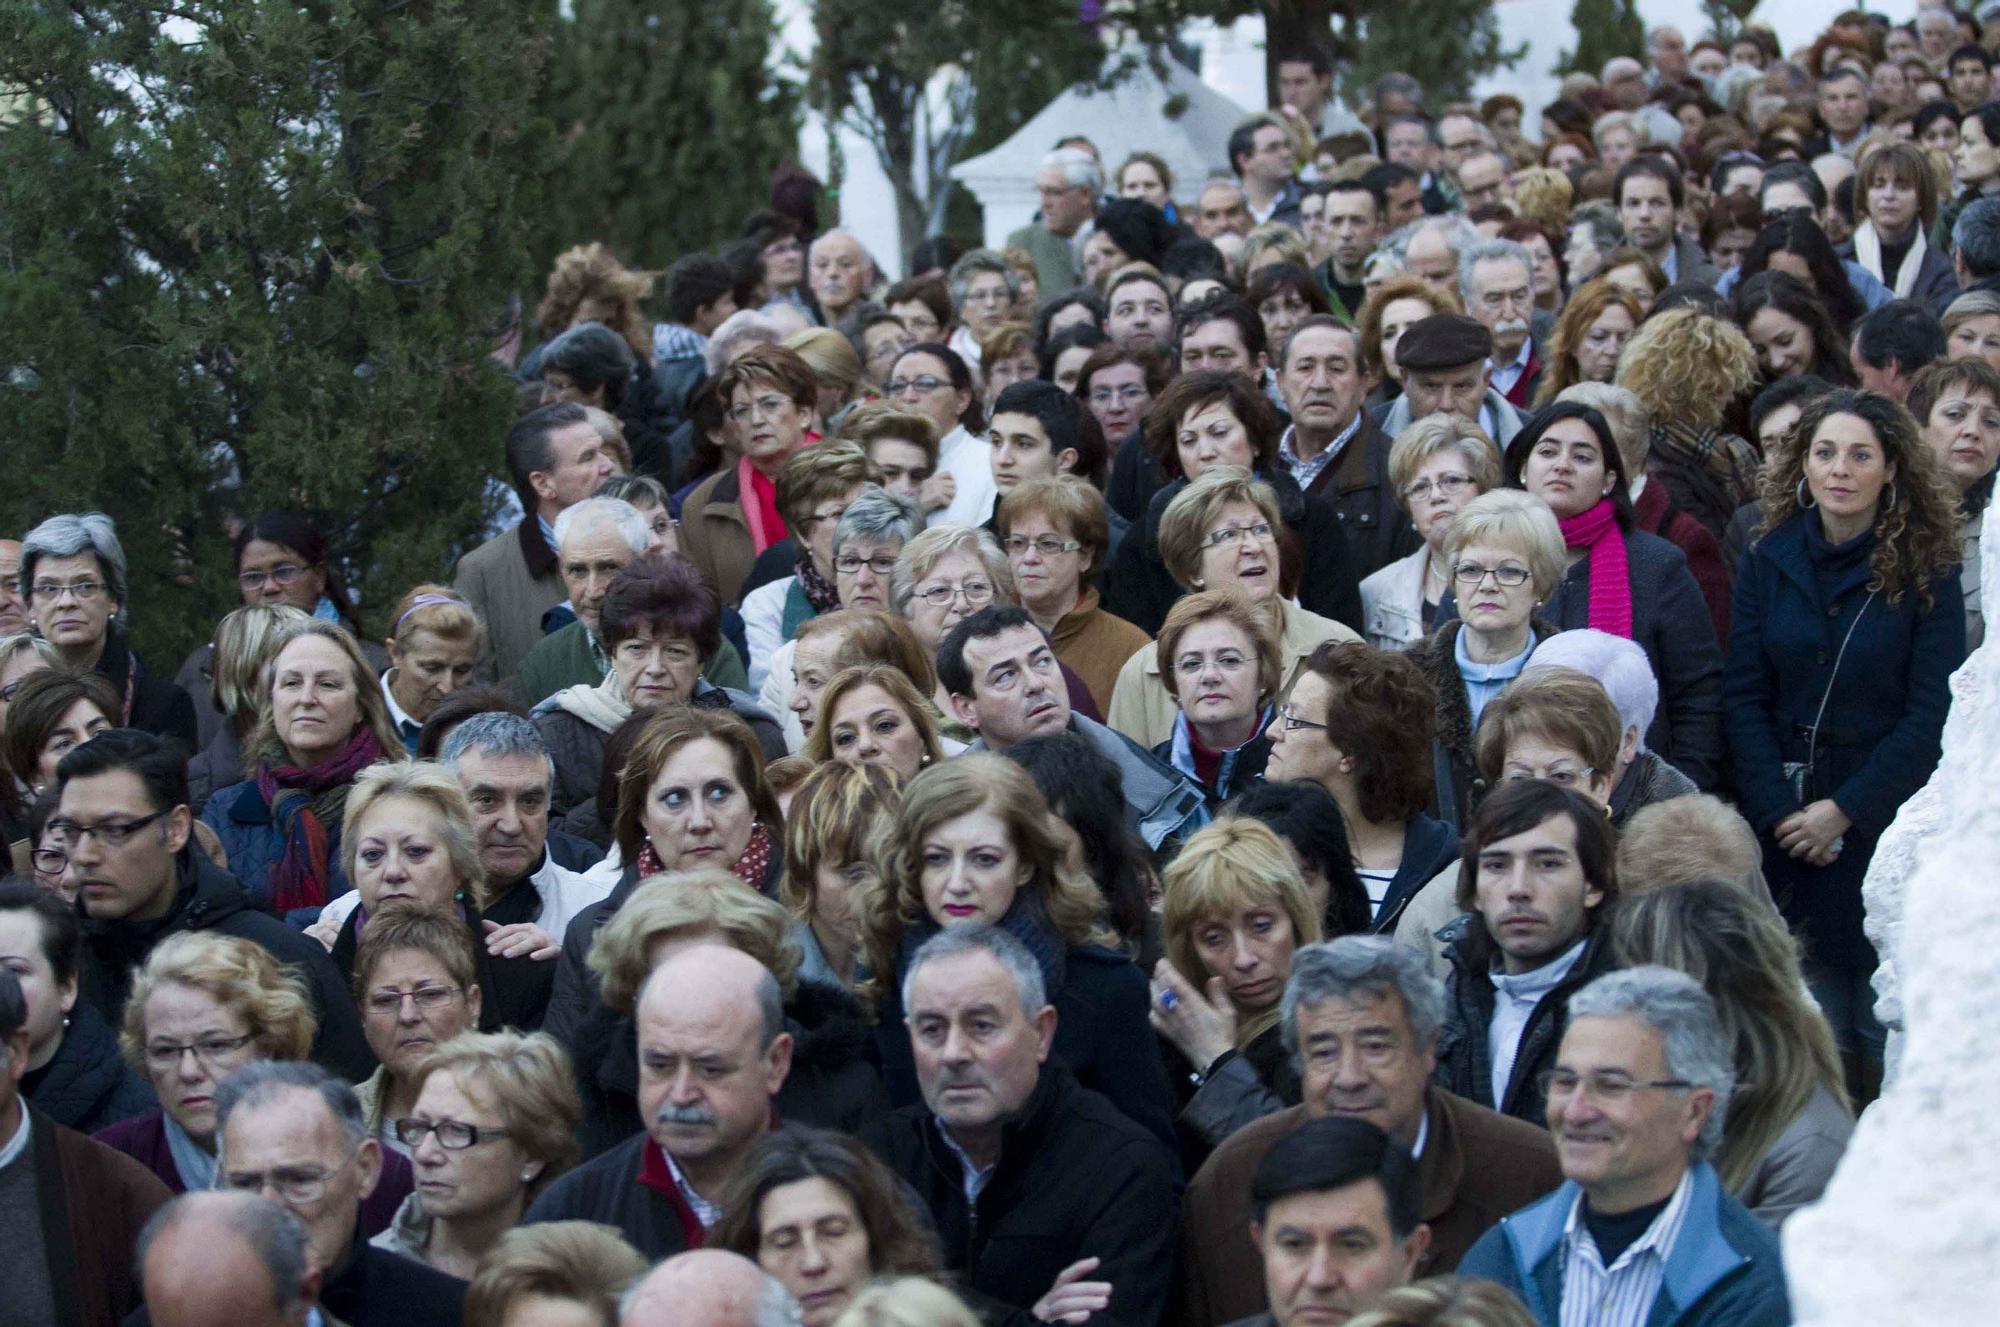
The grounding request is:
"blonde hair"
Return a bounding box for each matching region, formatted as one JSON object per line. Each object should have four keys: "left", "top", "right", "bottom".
{"left": 831, "top": 1277, "right": 983, "bottom": 1327}
{"left": 803, "top": 665, "right": 945, "bottom": 768}
{"left": 1356, "top": 274, "right": 1464, "bottom": 378}
{"left": 1161, "top": 817, "right": 1322, "bottom": 1046}
{"left": 1155, "top": 589, "right": 1282, "bottom": 705}
{"left": 783, "top": 327, "right": 866, "bottom": 406}
{"left": 354, "top": 902, "right": 482, "bottom": 997}
{"left": 782, "top": 762, "right": 904, "bottom": 919}
{"left": 1535, "top": 278, "right": 1646, "bottom": 408}
{"left": 121, "top": 931, "right": 316, "bottom": 1073}
{"left": 1442, "top": 489, "right": 1566, "bottom": 601}
{"left": 1509, "top": 168, "right": 1574, "bottom": 232}
{"left": 413, "top": 1031, "right": 582, "bottom": 1201}
{"left": 835, "top": 403, "right": 940, "bottom": 467}
{"left": 1385, "top": 413, "right": 1503, "bottom": 497}
{"left": 587, "top": 869, "right": 803, "bottom": 1013}
{"left": 207, "top": 604, "right": 310, "bottom": 734}
{"left": 1156, "top": 467, "right": 1285, "bottom": 591}
{"left": 775, "top": 441, "right": 878, "bottom": 531}
{"left": 1614, "top": 307, "right": 1759, "bottom": 434}
{"left": 1615, "top": 794, "right": 1767, "bottom": 896}
{"left": 889, "top": 525, "right": 1015, "bottom": 617}
{"left": 386, "top": 583, "right": 483, "bottom": 651}
{"left": 340, "top": 761, "right": 488, "bottom": 909}
{"left": 978, "top": 321, "right": 1033, "bottom": 369}
{"left": 1236, "top": 223, "right": 1312, "bottom": 281}
{"left": 0, "top": 633, "right": 59, "bottom": 678}
{"left": 1591, "top": 110, "right": 1650, "bottom": 150}
{"left": 536, "top": 242, "right": 657, "bottom": 359}
{"left": 463, "top": 1222, "right": 648, "bottom": 1327}
{"left": 250, "top": 619, "right": 407, "bottom": 764}
{"left": 1344, "top": 1276, "right": 1539, "bottom": 1327}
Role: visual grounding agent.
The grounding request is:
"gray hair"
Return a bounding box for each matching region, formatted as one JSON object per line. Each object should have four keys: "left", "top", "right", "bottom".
{"left": 1039, "top": 146, "right": 1104, "bottom": 197}
{"left": 1528, "top": 631, "right": 1660, "bottom": 747}
{"left": 1280, "top": 937, "right": 1446, "bottom": 1061}
{"left": 551, "top": 496, "right": 650, "bottom": 557}
{"left": 1956, "top": 197, "right": 2000, "bottom": 282}
{"left": 705, "top": 309, "right": 785, "bottom": 376}
{"left": 890, "top": 524, "right": 1013, "bottom": 617}
{"left": 1373, "top": 72, "right": 1424, "bottom": 107}
{"left": 597, "top": 473, "right": 671, "bottom": 511}
{"left": 1459, "top": 237, "right": 1536, "bottom": 302}
{"left": 442, "top": 709, "right": 554, "bottom": 769}
{"left": 947, "top": 249, "right": 1022, "bottom": 312}
{"left": 902, "top": 922, "right": 1049, "bottom": 1021}
{"left": 1384, "top": 214, "right": 1480, "bottom": 269}
{"left": 20, "top": 512, "right": 128, "bottom": 617}
{"left": 1917, "top": 5, "right": 1958, "bottom": 33}
{"left": 215, "top": 1060, "right": 368, "bottom": 1153}
{"left": 1567, "top": 966, "right": 1735, "bottom": 1159}
{"left": 1590, "top": 111, "right": 1650, "bottom": 150}
{"left": 1569, "top": 200, "right": 1626, "bottom": 249}
{"left": 136, "top": 1193, "right": 311, "bottom": 1315}
{"left": 831, "top": 484, "right": 926, "bottom": 561}
{"left": 619, "top": 1266, "right": 802, "bottom": 1327}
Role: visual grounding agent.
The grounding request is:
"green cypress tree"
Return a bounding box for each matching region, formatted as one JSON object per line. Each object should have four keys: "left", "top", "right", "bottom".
{"left": 0, "top": 1, "right": 554, "bottom": 664}
{"left": 541, "top": 0, "right": 802, "bottom": 274}
{"left": 1558, "top": 0, "right": 1647, "bottom": 77}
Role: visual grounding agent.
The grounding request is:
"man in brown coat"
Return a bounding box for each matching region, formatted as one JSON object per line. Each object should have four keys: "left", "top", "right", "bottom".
{"left": 0, "top": 968, "right": 171, "bottom": 1327}
{"left": 1176, "top": 937, "right": 1561, "bottom": 1327}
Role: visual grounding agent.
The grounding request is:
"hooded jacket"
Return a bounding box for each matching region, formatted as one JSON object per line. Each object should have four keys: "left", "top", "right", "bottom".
{"left": 75, "top": 849, "right": 374, "bottom": 1082}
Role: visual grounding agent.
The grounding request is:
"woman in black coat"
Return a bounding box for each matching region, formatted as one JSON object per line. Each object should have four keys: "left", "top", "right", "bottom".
{"left": 1726, "top": 388, "right": 1965, "bottom": 1089}
{"left": 1102, "top": 369, "right": 1363, "bottom": 636}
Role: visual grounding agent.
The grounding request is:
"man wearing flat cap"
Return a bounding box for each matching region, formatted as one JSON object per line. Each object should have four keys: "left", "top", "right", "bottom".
{"left": 1369, "top": 313, "right": 1525, "bottom": 446}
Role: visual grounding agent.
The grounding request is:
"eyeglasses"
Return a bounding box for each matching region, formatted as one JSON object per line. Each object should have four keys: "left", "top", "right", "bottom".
{"left": 1002, "top": 535, "right": 1082, "bottom": 557}
{"left": 1401, "top": 473, "right": 1476, "bottom": 503}
{"left": 1502, "top": 765, "right": 1596, "bottom": 790}
{"left": 726, "top": 394, "right": 795, "bottom": 424}
{"left": 363, "top": 984, "right": 463, "bottom": 1018}
{"left": 1452, "top": 562, "right": 1531, "bottom": 587}
{"left": 1202, "top": 521, "right": 1275, "bottom": 550}
{"left": 29, "top": 580, "right": 108, "bottom": 603}
{"left": 1277, "top": 705, "right": 1329, "bottom": 733}
{"left": 1089, "top": 385, "right": 1148, "bottom": 405}
{"left": 1537, "top": 1069, "right": 1693, "bottom": 1103}
{"left": 143, "top": 1033, "right": 255, "bottom": 1071}
{"left": 221, "top": 1143, "right": 363, "bottom": 1207}
{"left": 237, "top": 564, "right": 309, "bottom": 592}
{"left": 797, "top": 505, "right": 849, "bottom": 535}
{"left": 886, "top": 375, "right": 949, "bottom": 396}
{"left": 1174, "top": 651, "right": 1250, "bottom": 677}
{"left": 835, "top": 553, "right": 899, "bottom": 576}
{"left": 394, "top": 1118, "right": 513, "bottom": 1151}
{"left": 44, "top": 808, "right": 171, "bottom": 850}
{"left": 914, "top": 580, "right": 993, "bottom": 608}
{"left": 29, "top": 844, "right": 67, "bottom": 876}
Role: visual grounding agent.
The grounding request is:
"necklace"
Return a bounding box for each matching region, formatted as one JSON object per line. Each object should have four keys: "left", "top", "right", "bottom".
{"left": 1424, "top": 556, "right": 1449, "bottom": 598}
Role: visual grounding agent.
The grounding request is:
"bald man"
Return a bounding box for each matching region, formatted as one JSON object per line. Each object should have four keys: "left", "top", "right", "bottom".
{"left": 0, "top": 539, "right": 25, "bottom": 635}
{"left": 141, "top": 1191, "right": 321, "bottom": 1327}
{"left": 621, "top": 1249, "right": 797, "bottom": 1327}
{"left": 808, "top": 231, "right": 875, "bottom": 326}
{"left": 526, "top": 945, "right": 793, "bottom": 1258}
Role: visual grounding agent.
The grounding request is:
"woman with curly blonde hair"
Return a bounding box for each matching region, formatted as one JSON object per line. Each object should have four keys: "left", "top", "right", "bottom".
{"left": 1508, "top": 167, "right": 1574, "bottom": 237}
{"left": 860, "top": 754, "right": 1175, "bottom": 1148}
{"left": 782, "top": 761, "right": 904, "bottom": 989}
{"left": 1533, "top": 278, "right": 1643, "bottom": 407}
{"left": 534, "top": 242, "right": 657, "bottom": 361}
{"left": 1726, "top": 388, "right": 1966, "bottom": 1092}
{"left": 1615, "top": 305, "right": 1763, "bottom": 536}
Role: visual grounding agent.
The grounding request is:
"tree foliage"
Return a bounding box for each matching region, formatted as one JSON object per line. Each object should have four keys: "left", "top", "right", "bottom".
{"left": 0, "top": 1, "right": 552, "bottom": 665}
{"left": 538, "top": 0, "right": 802, "bottom": 276}
{"left": 1558, "top": 0, "right": 1646, "bottom": 78}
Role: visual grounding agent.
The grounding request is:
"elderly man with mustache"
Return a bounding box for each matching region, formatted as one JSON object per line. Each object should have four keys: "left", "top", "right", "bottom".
{"left": 1460, "top": 239, "right": 1545, "bottom": 413}
{"left": 523, "top": 945, "right": 792, "bottom": 1258}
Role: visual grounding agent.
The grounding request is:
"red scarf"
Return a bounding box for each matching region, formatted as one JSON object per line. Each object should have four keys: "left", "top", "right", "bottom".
{"left": 634, "top": 821, "right": 775, "bottom": 893}
{"left": 1557, "top": 498, "right": 1633, "bottom": 638}
{"left": 254, "top": 727, "right": 385, "bottom": 913}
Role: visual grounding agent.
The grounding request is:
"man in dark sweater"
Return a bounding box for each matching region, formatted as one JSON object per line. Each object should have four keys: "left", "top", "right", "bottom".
{"left": 864, "top": 924, "right": 1178, "bottom": 1327}
{"left": 525, "top": 945, "right": 792, "bottom": 1257}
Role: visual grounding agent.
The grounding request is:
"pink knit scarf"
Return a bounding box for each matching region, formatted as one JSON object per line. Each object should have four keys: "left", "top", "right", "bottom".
{"left": 1557, "top": 498, "right": 1633, "bottom": 638}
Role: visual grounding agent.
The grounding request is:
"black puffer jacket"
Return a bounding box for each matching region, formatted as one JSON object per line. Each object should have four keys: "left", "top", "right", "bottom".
{"left": 23, "top": 1000, "right": 156, "bottom": 1135}
{"left": 568, "top": 976, "right": 887, "bottom": 1160}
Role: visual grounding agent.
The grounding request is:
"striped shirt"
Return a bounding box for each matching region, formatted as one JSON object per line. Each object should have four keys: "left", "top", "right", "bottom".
{"left": 1558, "top": 1169, "right": 1695, "bottom": 1327}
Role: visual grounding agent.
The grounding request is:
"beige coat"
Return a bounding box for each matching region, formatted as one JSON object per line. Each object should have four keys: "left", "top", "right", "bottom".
{"left": 453, "top": 518, "right": 565, "bottom": 691}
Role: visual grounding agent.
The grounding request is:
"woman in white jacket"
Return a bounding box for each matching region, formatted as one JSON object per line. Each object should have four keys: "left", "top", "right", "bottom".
{"left": 1357, "top": 413, "right": 1504, "bottom": 650}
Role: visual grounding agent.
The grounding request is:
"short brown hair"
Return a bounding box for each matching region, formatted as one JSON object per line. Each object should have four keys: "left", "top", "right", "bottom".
{"left": 825, "top": 608, "right": 941, "bottom": 697}
{"left": 1142, "top": 369, "right": 1282, "bottom": 479}
{"left": 598, "top": 554, "right": 722, "bottom": 660}
{"left": 1471, "top": 666, "right": 1622, "bottom": 783}
{"left": 1155, "top": 589, "right": 1282, "bottom": 705}
{"left": 353, "top": 902, "right": 481, "bottom": 999}
{"left": 714, "top": 1126, "right": 941, "bottom": 1281}
{"left": 774, "top": 441, "right": 879, "bottom": 531}
{"left": 2, "top": 666, "right": 119, "bottom": 784}
{"left": 996, "top": 476, "right": 1113, "bottom": 579}
{"left": 1299, "top": 641, "right": 1437, "bottom": 823}
{"left": 611, "top": 707, "right": 781, "bottom": 865}
{"left": 1356, "top": 274, "right": 1464, "bottom": 378}
{"left": 1073, "top": 342, "right": 1171, "bottom": 403}
{"left": 978, "top": 321, "right": 1033, "bottom": 368}
{"left": 1156, "top": 467, "right": 1286, "bottom": 591}
{"left": 463, "top": 1222, "right": 647, "bottom": 1327}
{"left": 1615, "top": 793, "right": 1766, "bottom": 896}
{"left": 1455, "top": 780, "right": 1617, "bottom": 915}
{"left": 1905, "top": 355, "right": 2000, "bottom": 425}
{"left": 1855, "top": 139, "right": 1940, "bottom": 231}
{"left": 835, "top": 402, "right": 941, "bottom": 467}
{"left": 413, "top": 1031, "right": 582, "bottom": 1202}
{"left": 713, "top": 344, "right": 818, "bottom": 413}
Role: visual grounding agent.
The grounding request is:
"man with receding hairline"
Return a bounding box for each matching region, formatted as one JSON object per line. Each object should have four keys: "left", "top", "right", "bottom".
{"left": 620, "top": 1248, "right": 798, "bottom": 1327}
{"left": 141, "top": 1190, "right": 323, "bottom": 1327}
{"left": 0, "top": 539, "right": 27, "bottom": 635}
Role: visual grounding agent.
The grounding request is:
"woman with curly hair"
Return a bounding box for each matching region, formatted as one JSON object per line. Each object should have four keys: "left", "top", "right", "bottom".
{"left": 1734, "top": 270, "right": 1859, "bottom": 387}
{"left": 1615, "top": 305, "right": 1766, "bottom": 537}
{"left": 530, "top": 242, "right": 657, "bottom": 367}
{"left": 1724, "top": 388, "right": 1966, "bottom": 1092}
{"left": 1533, "top": 278, "right": 1643, "bottom": 407}
{"left": 857, "top": 754, "right": 1175, "bottom": 1149}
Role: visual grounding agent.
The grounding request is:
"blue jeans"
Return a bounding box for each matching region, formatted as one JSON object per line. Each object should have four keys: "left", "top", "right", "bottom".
{"left": 1804, "top": 958, "right": 1886, "bottom": 1063}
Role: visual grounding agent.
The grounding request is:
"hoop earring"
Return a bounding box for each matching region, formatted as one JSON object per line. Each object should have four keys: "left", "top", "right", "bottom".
{"left": 1886, "top": 480, "right": 1898, "bottom": 510}
{"left": 1795, "top": 477, "right": 1816, "bottom": 509}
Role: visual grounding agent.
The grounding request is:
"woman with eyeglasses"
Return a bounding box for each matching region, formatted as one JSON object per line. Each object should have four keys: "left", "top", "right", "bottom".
{"left": 1107, "top": 467, "right": 1358, "bottom": 748}
{"left": 1075, "top": 344, "right": 1169, "bottom": 497}
{"left": 884, "top": 344, "right": 990, "bottom": 528}
{"left": 944, "top": 250, "right": 1021, "bottom": 371}
{"left": 18, "top": 511, "right": 196, "bottom": 749}
{"left": 889, "top": 524, "right": 1014, "bottom": 712}
{"left": 1360, "top": 414, "right": 1504, "bottom": 651}
{"left": 96, "top": 930, "right": 416, "bottom": 1236}
{"left": 350, "top": 904, "right": 488, "bottom": 1155}
{"left": 995, "top": 477, "right": 1149, "bottom": 714}
{"left": 1146, "top": 591, "right": 1279, "bottom": 810}
{"left": 376, "top": 1029, "right": 581, "bottom": 1280}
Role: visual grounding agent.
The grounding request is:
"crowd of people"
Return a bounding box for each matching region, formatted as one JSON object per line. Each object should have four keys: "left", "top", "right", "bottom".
{"left": 3, "top": 10, "right": 1994, "bottom": 1327}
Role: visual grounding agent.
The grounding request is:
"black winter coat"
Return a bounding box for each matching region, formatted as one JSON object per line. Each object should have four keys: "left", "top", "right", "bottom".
{"left": 23, "top": 1000, "right": 156, "bottom": 1135}
{"left": 863, "top": 1064, "right": 1180, "bottom": 1327}
{"left": 76, "top": 849, "right": 375, "bottom": 1082}
{"left": 1102, "top": 466, "right": 1364, "bottom": 637}
{"left": 96, "top": 625, "right": 197, "bottom": 754}
{"left": 1303, "top": 413, "right": 1422, "bottom": 581}
{"left": 523, "top": 1130, "right": 694, "bottom": 1262}
{"left": 568, "top": 977, "right": 886, "bottom": 1160}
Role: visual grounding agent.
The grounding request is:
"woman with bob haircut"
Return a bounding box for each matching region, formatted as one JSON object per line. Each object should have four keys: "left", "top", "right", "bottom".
{"left": 374, "top": 1030, "right": 583, "bottom": 1279}
{"left": 186, "top": 604, "right": 310, "bottom": 813}
{"left": 1105, "top": 368, "right": 1363, "bottom": 636}
{"left": 462, "top": 1221, "right": 648, "bottom": 1327}
{"left": 714, "top": 1125, "right": 941, "bottom": 1327}
{"left": 1147, "top": 590, "right": 1282, "bottom": 809}
{"left": 1149, "top": 816, "right": 1324, "bottom": 1168}
{"left": 782, "top": 762, "right": 903, "bottom": 990}
{"left": 803, "top": 664, "right": 944, "bottom": 780}
{"left": 1107, "top": 467, "right": 1359, "bottom": 747}
{"left": 1, "top": 666, "right": 117, "bottom": 799}
{"left": 1611, "top": 879, "right": 1854, "bottom": 1227}
{"left": 859, "top": 754, "right": 1176, "bottom": 1149}
{"left": 1726, "top": 387, "right": 1965, "bottom": 1095}
{"left": 1904, "top": 356, "right": 2000, "bottom": 647}
{"left": 1361, "top": 414, "right": 1505, "bottom": 650}
{"left": 571, "top": 870, "right": 882, "bottom": 1158}
{"left": 378, "top": 584, "right": 483, "bottom": 755}
{"left": 1502, "top": 400, "right": 1726, "bottom": 790}
{"left": 201, "top": 619, "right": 406, "bottom": 916}
{"left": 996, "top": 476, "right": 1148, "bottom": 714}
{"left": 349, "top": 905, "right": 487, "bottom": 1151}
{"left": 1845, "top": 140, "right": 1957, "bottom": 311}
{"left": 1942, "top": 287, "right": 2000, "bottom": 373}
{"left": 1532, "top": 279, "right": 1643, "bottom": 408}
